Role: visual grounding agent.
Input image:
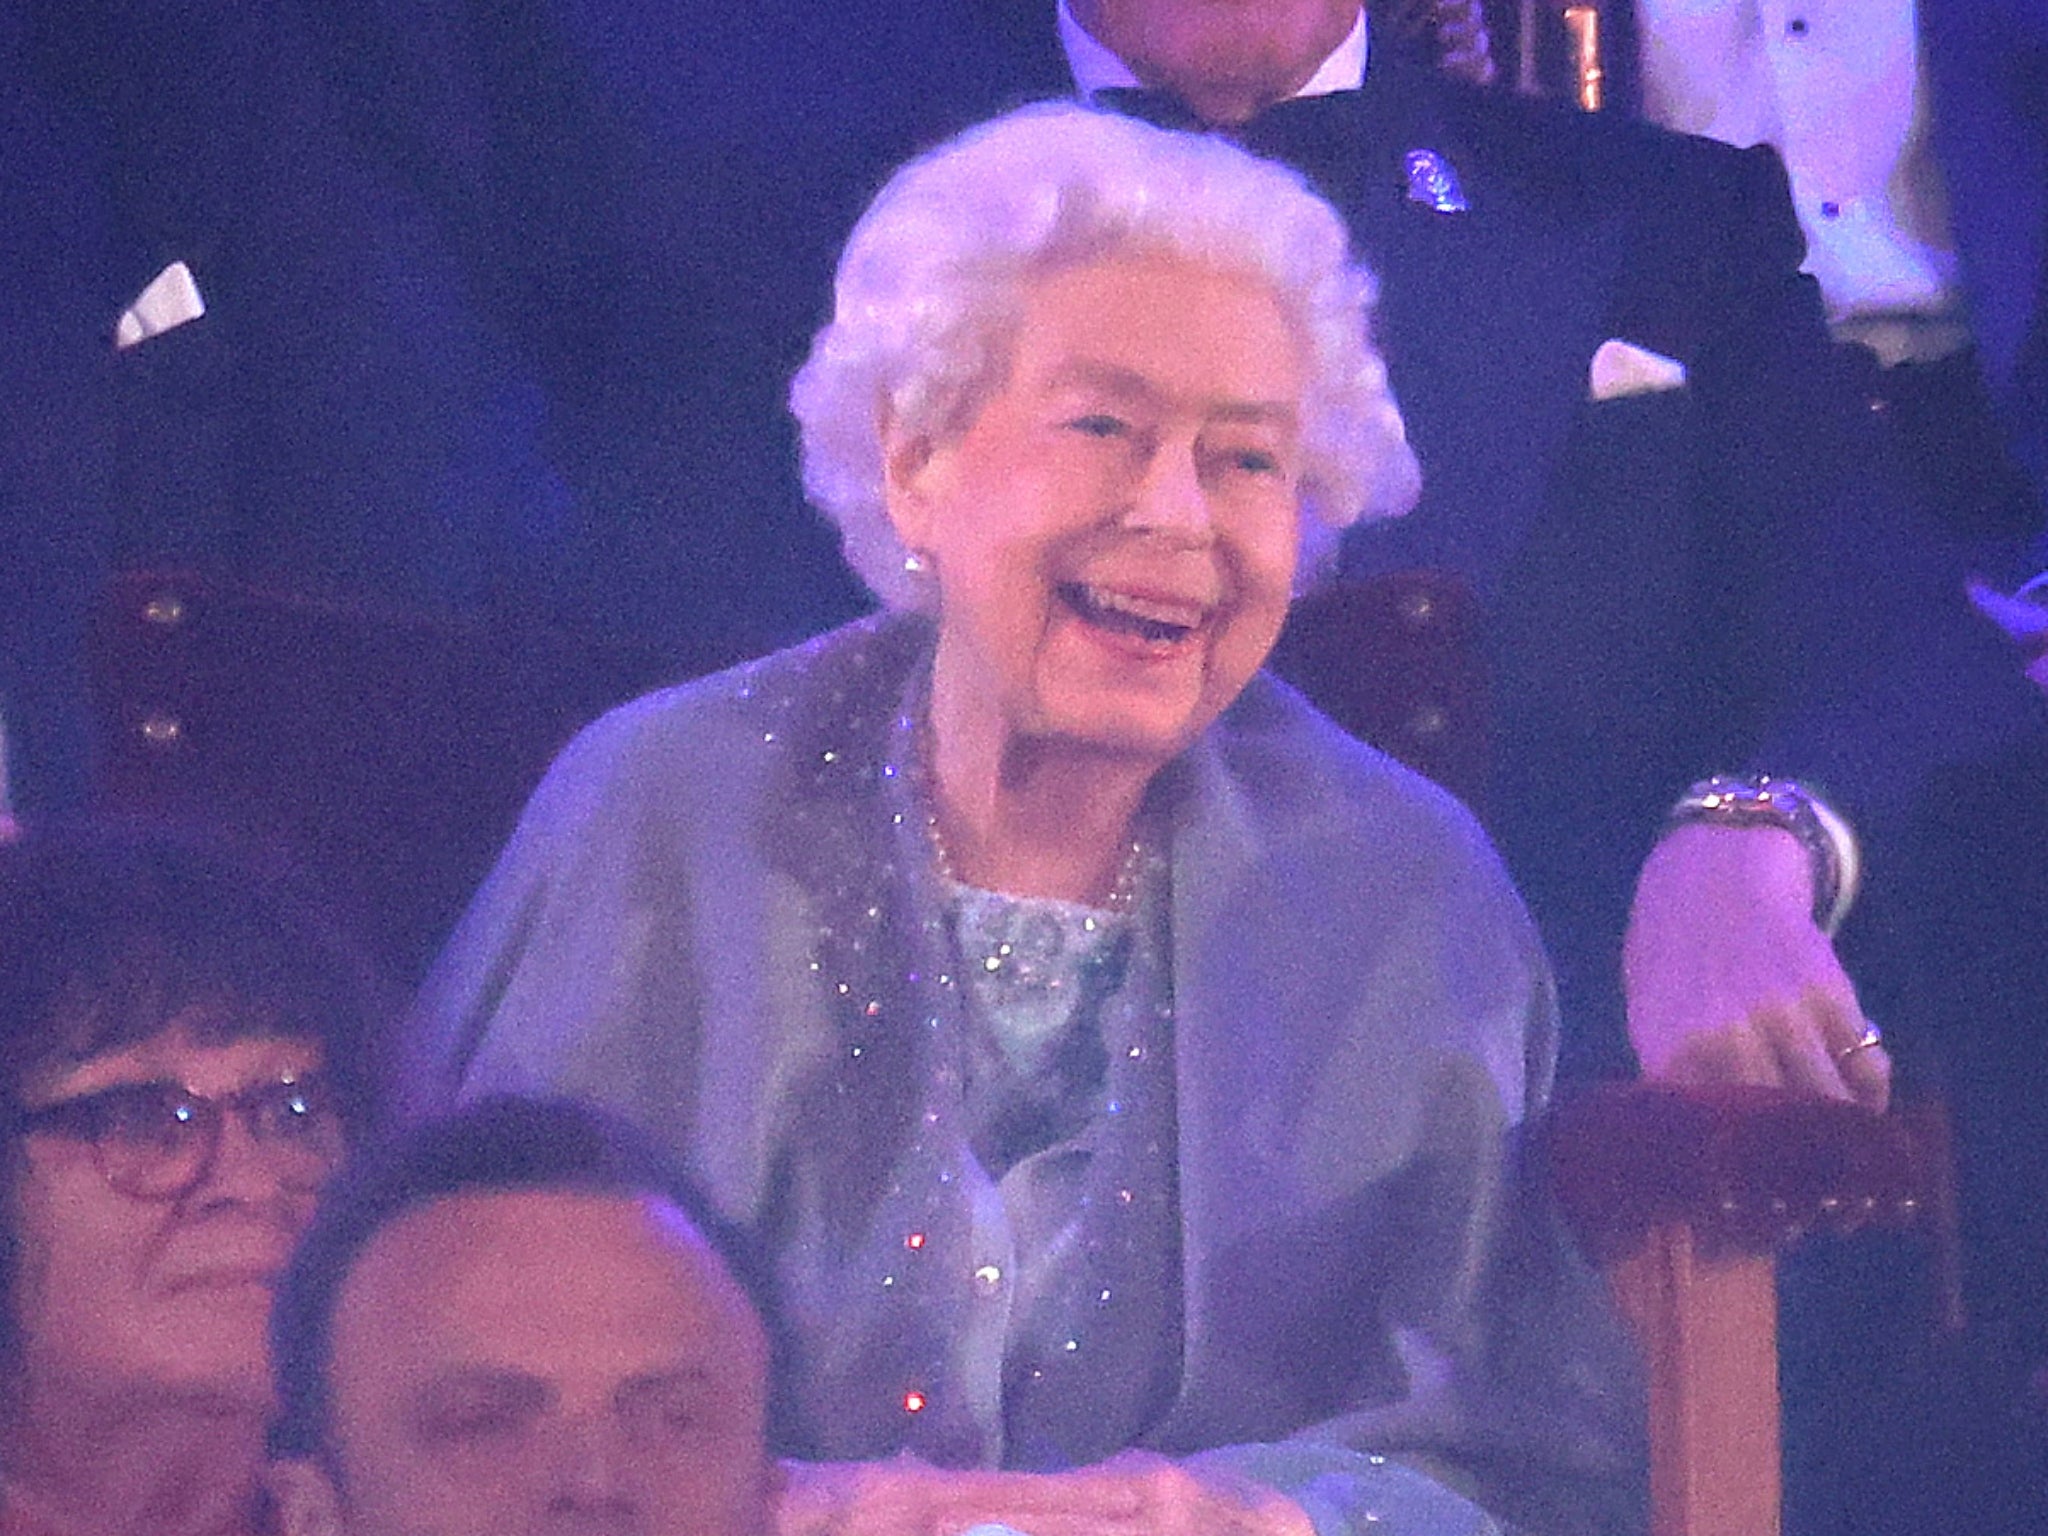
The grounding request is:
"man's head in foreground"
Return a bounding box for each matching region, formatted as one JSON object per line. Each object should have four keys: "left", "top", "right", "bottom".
{"left": 268, "top": 1096, "right": 774, "bottom": 1536}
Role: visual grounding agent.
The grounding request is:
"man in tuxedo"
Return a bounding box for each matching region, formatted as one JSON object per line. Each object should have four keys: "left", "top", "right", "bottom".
{"left": 983, "top": 0, "right": 2041, "bottom": 1090}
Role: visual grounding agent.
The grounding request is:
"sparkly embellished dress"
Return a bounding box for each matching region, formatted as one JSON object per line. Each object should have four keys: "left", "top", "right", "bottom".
{"left": 411, "top": 613, "right": 1644, "bottom": 1536}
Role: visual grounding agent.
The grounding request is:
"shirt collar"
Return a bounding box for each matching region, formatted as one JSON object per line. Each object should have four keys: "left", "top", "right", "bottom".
{"left": 1056, "top": 1, "right": 1369, "bottom": 106}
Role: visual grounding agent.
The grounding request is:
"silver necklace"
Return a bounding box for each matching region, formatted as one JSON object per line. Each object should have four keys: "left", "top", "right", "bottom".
{"left": 914, "top": 719, "right": 1146, "bottom": 912}
{"left": 924, "top": 807, "right": 1144, "bottom": 914}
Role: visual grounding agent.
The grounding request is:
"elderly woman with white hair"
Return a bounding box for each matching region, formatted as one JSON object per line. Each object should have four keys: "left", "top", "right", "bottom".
{"left": 410, "top": 104, "right": 1639, "bottom": 1536}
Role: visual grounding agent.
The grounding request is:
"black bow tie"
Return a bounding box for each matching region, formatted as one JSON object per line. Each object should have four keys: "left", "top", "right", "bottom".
{"left": 1089, "top": 85, "right": 1210, "bottom": 134}
{"left": 1090, "top": 86, "right": 1385, "bottom": 208}
{"left": 1091, "top": 85, "right": 1361, "bottom": 141}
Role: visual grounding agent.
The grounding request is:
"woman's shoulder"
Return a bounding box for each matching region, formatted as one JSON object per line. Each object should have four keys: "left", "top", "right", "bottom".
{"left": 1212, "top": 675, "right": 1490, "bottom": 819}
{"left": 1188, "top": 672, "right": 1551, "bottom": 1109}
{"left": 535, "top": 613, "right": 928, "bottom": 806}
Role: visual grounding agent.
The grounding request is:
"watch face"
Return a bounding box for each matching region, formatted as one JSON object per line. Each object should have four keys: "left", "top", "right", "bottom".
{"left": 1686, "top": 778, "right": 1816, "bottom": 829}
{"left": 1684, "top": 777, "right": 1801, "bottom": 815}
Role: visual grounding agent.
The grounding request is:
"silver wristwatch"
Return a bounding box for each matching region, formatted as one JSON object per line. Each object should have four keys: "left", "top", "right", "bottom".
{"left": 1666, "top": 775, "right": 1861, "bottom": 936}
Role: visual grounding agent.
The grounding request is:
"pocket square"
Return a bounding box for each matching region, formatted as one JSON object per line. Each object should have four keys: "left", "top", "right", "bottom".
{"left": 114, "top": 260, "right": 206, "bottom": 350}
{"left": 1589, "top": 338, "right": 1687, "bottom": 401}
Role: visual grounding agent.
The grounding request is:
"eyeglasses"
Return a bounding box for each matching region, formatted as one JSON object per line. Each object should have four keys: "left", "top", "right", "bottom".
{"left": 16, "top": 1074, "right": 346, "bottom": 1200}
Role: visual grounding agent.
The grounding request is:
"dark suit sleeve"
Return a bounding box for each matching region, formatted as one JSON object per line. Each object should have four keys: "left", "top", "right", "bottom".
{"left": 1924, "top": 0, "right": 2048, "bottom": 503}
{"left": 1603, "top": 132, "right": 1820, "bottom": 383}
{"left": 1605, "top": 125, "right": 2042, "bottom": 877}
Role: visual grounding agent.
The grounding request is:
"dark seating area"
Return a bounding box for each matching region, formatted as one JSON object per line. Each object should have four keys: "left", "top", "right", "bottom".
{"left": 85, "top": 571, "right": 682, "bottom": 979}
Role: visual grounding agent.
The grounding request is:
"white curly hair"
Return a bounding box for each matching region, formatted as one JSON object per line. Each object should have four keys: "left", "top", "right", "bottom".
{"left": 789, "top": 101, "right": 1421, "bottom": 610}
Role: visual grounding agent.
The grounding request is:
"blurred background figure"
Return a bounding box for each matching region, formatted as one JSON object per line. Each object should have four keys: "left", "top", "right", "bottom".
{"left": 1377, "top": 0, "right": 1500, "bottom": 85}
{"left": 268, "top": 1096, "right": 776, "bottom": 1536}
{"left": 1847, "top": 567, "right": 2048, "bottom": 1535}
{"left": 0, "top": 824, "right": 386, "bottom": 1536}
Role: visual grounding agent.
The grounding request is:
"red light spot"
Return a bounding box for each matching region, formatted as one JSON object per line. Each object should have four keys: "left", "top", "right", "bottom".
{"left": 903, "top": 1390, "right": 927, "bottom": 1413}
{"left": 905, "top": 1232, "right": 926, "bottom": 1250}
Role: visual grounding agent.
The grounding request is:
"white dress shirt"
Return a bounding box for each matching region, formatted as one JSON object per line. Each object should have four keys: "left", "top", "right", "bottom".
{"left": 1637, "top": 0, "right": 1963, "bottom": 361}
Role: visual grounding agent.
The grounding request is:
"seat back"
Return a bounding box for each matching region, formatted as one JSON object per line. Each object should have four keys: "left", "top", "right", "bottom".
{"left": 85, "top": 570, "right": 678, "bottom": 978}
{"left": 1271, "top": 569, "right": 1492, "bottom": 810}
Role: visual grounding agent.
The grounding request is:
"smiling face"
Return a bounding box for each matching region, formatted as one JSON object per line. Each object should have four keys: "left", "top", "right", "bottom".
{"left": 10, "top": 1021, "right": 331, "bottom": 1410}
{"left": 887, "top": 253, "right": 1308, "bottom": 775}
{"left": 1071, "top": 0, "right": 1363, "bottom": 123}
{"left": 292, "top": 1189, "right": 772, "bottom": 1536}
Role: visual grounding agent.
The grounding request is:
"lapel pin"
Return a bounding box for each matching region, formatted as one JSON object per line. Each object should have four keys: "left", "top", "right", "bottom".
{"left": 1403, "top": 149, "right": 1468, "bottom": 214}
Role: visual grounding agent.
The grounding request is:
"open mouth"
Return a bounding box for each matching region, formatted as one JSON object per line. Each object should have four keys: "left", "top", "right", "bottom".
{"left": 1056, "top": 582, "right": 1211, "bottom": 646}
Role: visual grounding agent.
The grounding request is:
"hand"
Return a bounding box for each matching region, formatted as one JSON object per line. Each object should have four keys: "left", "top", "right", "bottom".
{"left": 1624, "top": 823, "right": 1890, "bottom": 1110}
{"left": 776, "top": 1450, "right": 1315, "bottom": 1536}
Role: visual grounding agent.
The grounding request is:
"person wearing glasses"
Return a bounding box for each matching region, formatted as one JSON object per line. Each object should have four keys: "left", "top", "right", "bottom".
{"left": 0, "top": 824, "right": 384, "bottom": 1536}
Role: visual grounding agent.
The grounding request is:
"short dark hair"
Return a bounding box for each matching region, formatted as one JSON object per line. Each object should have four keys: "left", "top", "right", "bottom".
{"left": 0, "top": 820, "right": 390, "bottom": 1375}
{"left": 268, "top": 1095, "right": 779, "bottom": 1460}
{"left": 0, "top": 820, "right": 389, "bottom": 1114}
